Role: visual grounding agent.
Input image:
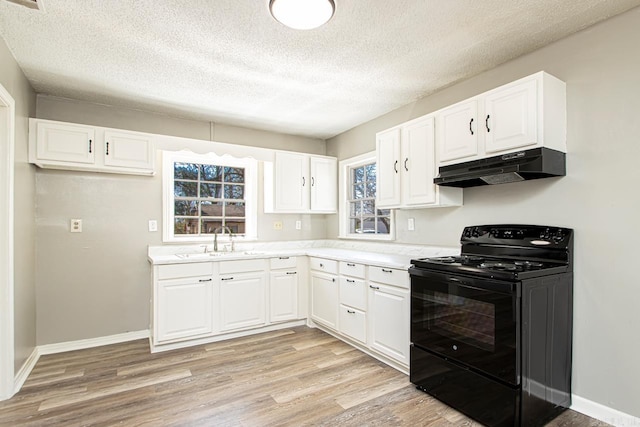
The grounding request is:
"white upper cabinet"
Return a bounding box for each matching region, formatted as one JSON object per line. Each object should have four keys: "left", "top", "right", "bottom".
{"left": 29, "top": 118, "right": 155, "bottom": 175}
{"left": 436, "top": 71, "right": 566, "bottom": 166}
{"left": 265, "top": 151, "right": 337, "bottom": 214}
{"left": 436, "top": 101, "right": 479, "bottom": 163}
{"left": 35, "top": 120, "right": 95, "bottom": 165}
{"left": 375, "top": 128, "right": 401, "bottom": 208}
{"left": 103, "top": 130, "right": 154, "bottom": 170}
{"left": 376, "top": 116, "right": 462, "bottom": 209}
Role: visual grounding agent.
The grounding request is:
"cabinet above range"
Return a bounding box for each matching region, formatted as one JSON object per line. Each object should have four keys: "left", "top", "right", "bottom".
{"left": 29, "top": 118, "right": 155, "bottom": 176}
{"left": 436, "top": 71, "right": 566, "bottom": 166}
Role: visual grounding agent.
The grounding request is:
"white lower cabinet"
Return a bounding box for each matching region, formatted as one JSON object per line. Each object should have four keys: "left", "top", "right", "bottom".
{"left": 368, "top": 281, "right": 410, "bottom": 366}
{"left": 157, "top": 276, "right": 214, "bottom": 342}
{"left": 219, "top": 271, "right": 267, "bottom": 332}
{"left": 310, "top": 260, "right": 339, "bottom": 330}
{"left": 269, "top": 257, "right": 299, "bottom": 323}
{"left": 339, "top": 305, "right": 366, "bottom": 344}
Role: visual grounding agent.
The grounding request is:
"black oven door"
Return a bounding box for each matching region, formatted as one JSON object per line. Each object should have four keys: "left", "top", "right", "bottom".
{"left": 409, "top": 267, "right": 520, "bottom": 386}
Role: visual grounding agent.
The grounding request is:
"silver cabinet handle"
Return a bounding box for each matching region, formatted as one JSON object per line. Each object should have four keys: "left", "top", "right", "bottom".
{"left": 221, "top": 277, "right": 234, "bottom": 281}
{"left": 346, "top": 263, "right": 355, "bottom": 267}
{"left": 346, "top": 279, "right": 355, "bottom": 283}
{"left": 198, "top": 278, "right": 212, "bottom": 282}
{"left": 286, "top": 271, "right": 297, "bottom": 275}
{"left": 88, "top": 139, "right": 92, "bottom": 153}
{"left": 319, "top": 263, "right": 323, "bottom": 268}
{"left": 332, "top": 278, "right": 335, "bottom": 282}
{"left": 279, "top": 256, "right": 290, "bottom": 260}
{"left": 369, "top": 285, "right": 380, "bottom": 290}
{"left": 382, "top": 269, "right": 393, "bottom": 273}
{"left": 347, "top": 309, "right": 355, "bottom": 314}
{"left": 105, "top": 142, "right": 110, "bottom": 155}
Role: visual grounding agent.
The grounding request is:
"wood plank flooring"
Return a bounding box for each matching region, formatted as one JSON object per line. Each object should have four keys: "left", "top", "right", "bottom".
{"left": 0, "top": 327, "right": 610, "bottom": 426}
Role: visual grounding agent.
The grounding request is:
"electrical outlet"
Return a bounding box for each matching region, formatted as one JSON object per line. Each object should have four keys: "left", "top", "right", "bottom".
{"left": 408, "top": 218, "right": 415, "bottom": 231}
{"left": 70, "top": 219, "right": 82, "bottom": 233}
{"left": 273, "top": 221, "right": 283, "bottom": 230}
{"left": 295, "top": 220, "right": 302, "bottom": 230}
{"left": 148, "top": 220, "right": 158, "bottom": 232}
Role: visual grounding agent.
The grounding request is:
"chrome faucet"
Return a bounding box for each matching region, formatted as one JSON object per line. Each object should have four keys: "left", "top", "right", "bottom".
{"left": 213, "top": 226, "right": 234, "bottom": 252}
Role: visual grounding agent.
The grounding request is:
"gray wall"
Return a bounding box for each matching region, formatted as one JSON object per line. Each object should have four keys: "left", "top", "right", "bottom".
{"left": 35, "top": 96, "right": 328, "bottom": 345}
{"left": 327, "top": 7, "right": 640, "bottom": 419}
{"left": 0, "top": 37, "right": 37, "bottom": 372}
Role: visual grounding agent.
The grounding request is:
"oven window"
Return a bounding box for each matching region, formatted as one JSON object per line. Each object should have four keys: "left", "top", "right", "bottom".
{"left": 428, "top": 291, "right": 496, "bottom": 352}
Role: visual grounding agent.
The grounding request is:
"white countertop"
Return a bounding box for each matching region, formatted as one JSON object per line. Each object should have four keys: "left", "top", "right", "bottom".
{"left": 148, "top": 240, "right": 459, "bottom": 270}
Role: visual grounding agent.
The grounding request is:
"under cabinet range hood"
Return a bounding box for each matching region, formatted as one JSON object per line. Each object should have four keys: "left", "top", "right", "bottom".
{"left": 434, "top": 147, "right": 566, "bottom": 188}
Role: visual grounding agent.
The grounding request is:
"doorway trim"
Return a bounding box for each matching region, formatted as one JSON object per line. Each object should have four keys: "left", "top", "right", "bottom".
{"left": 0, "top": 82, "right": 15, "bottom": 401}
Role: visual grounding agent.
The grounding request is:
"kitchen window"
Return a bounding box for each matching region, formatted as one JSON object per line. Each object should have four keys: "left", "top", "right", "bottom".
{"left": 162, "top": 151, "right": 257, "bottom": 242}
{"left": 339, "top": 152, "right": 393, "bottom": 239}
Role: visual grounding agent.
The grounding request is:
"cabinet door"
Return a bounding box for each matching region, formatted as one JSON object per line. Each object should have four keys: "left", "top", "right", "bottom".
{"left": 401, "top": 116, "right": 437, "bottom": 206}
{"left": 310, "top": 156, "right": 337, "bottom": 213}
{"left": 274, "top": 152, "right": 309, "bottom": 212}
{"left": 436, "top": 100, "right": 478, "bottom": 163}
{"left": 103, "top": 130, "right": 155, "bottom": 170}
{"left": 219, "top": 272, "right": 266, "bottom": 332}
{"left": 310, "top": 271, "right": 338, "bottom": 329}
{"left": 368, "top": 283, "right": 410, "bottom": 365}
{"left": 36, "top": 121, "right": 95, "bottom": 164}
{"left": 157, "top": 277, "right": 213, "bottom": 342}
{"left": 270, "top": 270, "right": 298, "bottom": 322}
{"left": 484, "top": 79, "right": 538, "bottom": 154}
{"left": 375, "top": 128, "right": 401, "bottom": 208}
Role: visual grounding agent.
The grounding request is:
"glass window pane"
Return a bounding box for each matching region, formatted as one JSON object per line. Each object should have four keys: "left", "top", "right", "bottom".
{"left": 201, "top": 164, "right": 222, "bottom": 182}
{"left": 224, "top": 167, "right": 245, "bottom": 183}
{"left": 352, "top": 166, "right": 364, "bottom": 184}
{"left": 174, "top": 181, "right": 197, "bottom": 197}
{"left": 362, "top": 200, "right": 375, "bottom": 214}
{"left": 201, "top": 219, "right": 223, "bottom": 234}
{"left": 365, "top": 163, "right": 376, "bottom": 181}
{"left": 174, "top": 200, "right": 198, "bottom": 216}
{"left": 200, "top": 183, "right": 223, "bottom": 198}
{"left": 349, "top": 201, "right": 360, "bottom": 216}
{"left": 174, "top": 218, "right": 199, "bottom": 235}
{"left": 226, "top": 220, "right": 245, "bottom": 234}
{"left": 365, "top": 181, "right": 377, "bottom": 198}
{"left": 225, "top": 202, "right": 245, "bottom": 217}
{"left": 224, "top": 184, "right": 244, "bottom": 199}
{"left": 353, "top": 183, "right": 364, "bottom": 200}
{"left": 350, "top": 218, "right": 362, "bottom": 234}
{"left": 362, "top": 218, "right": 376, "bottom": 234}
{"left": 377, "top": 216, "right": 391, "bottom": 234}
{"left": 377, "top": 209, "right": 391, "bottom": 216}
{"left": 174, "top": 163, "right": 199, "bottom": 180}
{"left": 201, "top": 201, "right": 223, "bottom": 217}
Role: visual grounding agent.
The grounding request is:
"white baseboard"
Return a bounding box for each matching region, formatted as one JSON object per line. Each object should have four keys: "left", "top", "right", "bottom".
{"left": 37, "top": 330, "right": 149, "bottom": 355}
{"left": 14, "top": 347, "right": 39, "bottom": 394}
{"left": 572, "top": 394, "right": 640, "bottom": 427}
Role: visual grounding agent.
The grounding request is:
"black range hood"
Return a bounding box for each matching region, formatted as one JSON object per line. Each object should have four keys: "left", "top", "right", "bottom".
{"left": 434, "top": 147, "right": 566, "bottom": 188}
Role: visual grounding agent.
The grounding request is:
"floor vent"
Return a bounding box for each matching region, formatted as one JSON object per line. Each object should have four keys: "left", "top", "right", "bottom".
{"left": 3, "top": 0, "right": 43, "bottom": 11}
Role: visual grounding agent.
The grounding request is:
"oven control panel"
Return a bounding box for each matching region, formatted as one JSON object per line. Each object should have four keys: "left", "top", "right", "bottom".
{"left": 461, "top": 225, "right": 573, "bottom": 247}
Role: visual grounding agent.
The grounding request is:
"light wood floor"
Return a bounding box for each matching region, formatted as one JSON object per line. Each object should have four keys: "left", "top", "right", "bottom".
{"left": 0, "top": 327, "right": 609, "bottom": 426}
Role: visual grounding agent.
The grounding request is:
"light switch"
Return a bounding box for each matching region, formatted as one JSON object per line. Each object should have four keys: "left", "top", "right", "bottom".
{"left": 148, "top": 220, "right": 158, "bottom": 232}
{"left": 70, "top": 219, "right": 82, "bottom": 233}
{"left": 408, "top": 218, "right": 415, "bottom": 231}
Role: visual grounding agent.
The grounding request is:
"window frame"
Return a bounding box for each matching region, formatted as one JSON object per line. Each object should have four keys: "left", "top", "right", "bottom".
{"left": 338, "top": 151, "right": 394, "bottom": 240}
{"left": 162, "top": 150, "right": 258, "bottom": 243}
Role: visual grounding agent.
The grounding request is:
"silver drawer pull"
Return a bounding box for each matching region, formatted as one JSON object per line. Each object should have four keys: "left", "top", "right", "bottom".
{"left": 279, "top": 256, "right": 290, "bottom": 260}
{"left": 347, "top": 309, "right": 355, "bottom": 314}
{"left": 382, "top": 269, "right": 393, "bottom": 273}
{"left": 286, "top": 271, "right": 297, "bottom": 275}
{"left": 221, "top": 277, "right": 234, "bottom": 281}
{"left": 369, "top": 285, "right": 380, "bottom": 290}
{"left": 198, "top": 278, "right": 212, "bottom": 282}
{"left": 346, "top": 263, "right": 355, "bottom": 267}
{"left": 346, "top": 279, "right": 355, "bottom": 283}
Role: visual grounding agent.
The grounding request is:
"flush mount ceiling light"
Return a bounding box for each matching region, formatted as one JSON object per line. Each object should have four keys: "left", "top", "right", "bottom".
{"left": 269, "top": 0, "right": 335, "bottom": 30}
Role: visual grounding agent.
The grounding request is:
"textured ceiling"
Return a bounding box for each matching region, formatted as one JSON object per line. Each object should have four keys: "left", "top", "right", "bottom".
{"left": 1, "top": 0, "right": 639, "bottom": 139}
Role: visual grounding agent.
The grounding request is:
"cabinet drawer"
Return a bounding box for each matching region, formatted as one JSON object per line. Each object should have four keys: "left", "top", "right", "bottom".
{"left": 309, "top": 257, "right": 338, "bottom": 274}
{"left": 368, "top": 266, "right": 409, "bottom": 289}
{"left": 339, "top": 305, "right": 366, "bottom": 344}
{"left": 339, "top": 277, "right": 366, "bottom": 311}
{"left": 339, "top": 261, "right": 365, "bottom": 278}
{"left": 220, "top": 258, "right": 267, "bottom": 275}
{"left": 157, "top": 262, "right": 213, "bottom": 280}
{"left": 270, "top": 256, "right": 297, "bottom": 270}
